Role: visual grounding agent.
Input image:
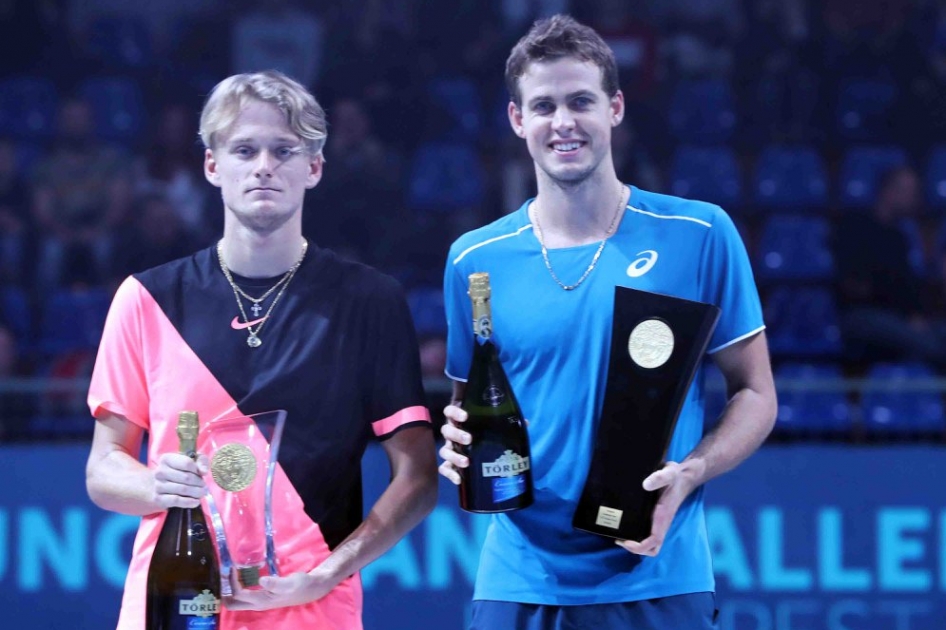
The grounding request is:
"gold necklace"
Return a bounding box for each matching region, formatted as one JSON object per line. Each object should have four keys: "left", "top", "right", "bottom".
{"left": 230, "top": 266, "right": 295, "bottom": 316}
{"left": 216, "top": 240, "right": 308, "bottom": 347}
{"left": 532, "top": 186, "right": 627, "bottom": 291}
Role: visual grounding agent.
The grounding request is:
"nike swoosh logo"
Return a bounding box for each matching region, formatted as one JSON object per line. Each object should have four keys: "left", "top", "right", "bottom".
{"left": 231, "top": 316, "right": 268, "bottom": 330}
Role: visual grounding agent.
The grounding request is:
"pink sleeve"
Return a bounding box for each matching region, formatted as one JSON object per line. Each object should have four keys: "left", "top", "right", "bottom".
{"left": 87, "top": 277, "right": 151, "bottom": 430}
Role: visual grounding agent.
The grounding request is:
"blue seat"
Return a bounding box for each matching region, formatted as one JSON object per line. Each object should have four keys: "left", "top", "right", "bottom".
{"left": 862, "top": 362, "right": 945, "bottom": 435}
{"left": 926, "top": 145, "right": 946, "bottom": 210}
{"left": 87, "top": 17, "right": 154, "bottom": 69}
{"left": 836, "top": 79, "right": 898, "bottom": 142}
{"left": 897, "top": 218, "right": 927, "bottom": 276}
{"left": 78, "top": 76, "right": 146, "bottom": 143}
{"left": 1, "top": 285, "right": 32, "bottom": 348}
{"left": 774, "top": 363, "right": 852, "bottom": 434}
{"left": 838, "top": 146, "right": 908, "bottom": 209}
{"left": 427, "top": 77, "right": 484, "bottom": 141}
{"left": 753, "top": 145, "right": 828, "bottom": 211}
{"left": 669, "top": 146, "right": 742, "bottom": 208}
{"left": 13, "top": 141, "right": 43, "bottom": 178}
{"left": 757, "top": 215, "right": 834, "bottom": 281}
{"left": 668, "top": 79, "right": 736, "bottom": 144}
{"left": 37, "top": 287, "right": 111, "bottom": 356}
{"left": 407, "top": 287, "right": 447, "bottom": 337}
{"left": 765, "top": 286, "right": 842, "bottom": 357}
{"left": 408, "top": 142, "right": 485, "bottom": 211}
{"left": 0, "top": 76, "right": 58, "bottom": 140}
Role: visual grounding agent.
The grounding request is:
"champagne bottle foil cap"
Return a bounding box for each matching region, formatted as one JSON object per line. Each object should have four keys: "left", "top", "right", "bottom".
{"left": 177, "top": 410, "right": 199, "bottom": 451}
{"left": 469, "top": 272, "right": 491, "bottom": 301}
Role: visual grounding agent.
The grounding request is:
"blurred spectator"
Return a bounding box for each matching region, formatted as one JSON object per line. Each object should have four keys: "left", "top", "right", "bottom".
{"left": 112, "top": 193, "right": 197, "bottom": 280}
{"left": 832, "top": 165, "right": 946, "bottom": 370}
{"left": 821, "top": 0, "right": 917, "bottom": 77}
{"left": 231, "top": 0, "right": 325, "bottom": 88}
{"left": 0, "top": 323, "right": 34, "bottom": 442}
{"left": 133, "top": 102, "right": 213, "bottom": 244}
{"left": 612, "top": 123, "right": 663, "bottom": 193}
{"left": 650, "top": 0, "right": 745, "bottom": 79}
{"left": 0, "top": 0, "right": 73, "bottom": 78}
{"left": 0, "top": 137, "right": 33, "bottom": 285}
{"left": 31, "top": 97, "right": 132, "bottom": 290}
{"left": 820, "top": 0, "right": 927, "bottom": 149}
{"left": 304, "top": 97, "right": 408, "bottom": 268}
{"left": 499, "top": 0, "right": 569, "bottom": 38}
{"left": 321, "top": 0, "right": 425, "bottom": 149}
{"left": 419, "top": 334, "right": 447, "bottom": 380}
{"left": 737, "top": 0, "right": 820, "bottom": 144}
{"left": 910, "top": 0, "right": 946, "bottom": 141}
{"left": 580, "top": 0, "right": 659, "bottom": 100}
{"left": 66, "top": 0, "right": 221, "bottom": 54}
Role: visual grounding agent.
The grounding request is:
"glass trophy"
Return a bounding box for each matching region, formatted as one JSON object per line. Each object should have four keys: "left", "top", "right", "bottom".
{"left": 198, "top": 409, "right": 287, "bottom": 596}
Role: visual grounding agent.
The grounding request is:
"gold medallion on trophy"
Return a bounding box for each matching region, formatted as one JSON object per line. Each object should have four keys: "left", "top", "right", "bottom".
{"left": 211, "top": 443, "right": 258, "bottom": 492}
{"left": 628, "top": 319, "right": 675, "bottom": 369}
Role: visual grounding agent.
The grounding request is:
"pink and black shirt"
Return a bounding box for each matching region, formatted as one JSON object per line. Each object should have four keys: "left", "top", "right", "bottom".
{"left": 88, "top": 243, "right": 432, "bottom": 630}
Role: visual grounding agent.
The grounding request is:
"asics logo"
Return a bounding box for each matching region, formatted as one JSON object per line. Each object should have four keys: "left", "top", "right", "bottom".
{"left": 627, "top": 250, "right": 658, "bottom": 278}
{"left": 231, "top": 316, "right": 268, "bottom": 330}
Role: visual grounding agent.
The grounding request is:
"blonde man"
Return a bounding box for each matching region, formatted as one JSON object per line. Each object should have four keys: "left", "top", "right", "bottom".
{"left": 86, "top": 71, "right": 437, "bottom": 629}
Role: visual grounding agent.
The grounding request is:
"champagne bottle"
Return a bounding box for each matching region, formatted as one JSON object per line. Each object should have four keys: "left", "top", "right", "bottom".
{"left": 458, "top": 272, "right": 534, "bottom": 513}
{"left": 146, "top": 411, "right": 221, "bottom": 630}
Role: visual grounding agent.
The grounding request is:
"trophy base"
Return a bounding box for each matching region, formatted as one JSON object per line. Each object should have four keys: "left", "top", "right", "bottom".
{"left": 238, "top": 566, "right": 261, "bottom": 588}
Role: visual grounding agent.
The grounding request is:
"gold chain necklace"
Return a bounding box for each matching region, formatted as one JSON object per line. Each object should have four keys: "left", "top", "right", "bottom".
{"left": 229, "top": 266, "right": 295, "bottom": 315}
{"left": 532, "top": 186, "right": 627, "bottom": 291}
{"left": 216, "top": 240, "right": 308, "bottom": 348}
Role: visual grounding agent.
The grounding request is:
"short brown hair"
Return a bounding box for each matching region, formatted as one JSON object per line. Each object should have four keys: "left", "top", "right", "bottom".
{"left": 505, "top": 14, "right": 619, "bottom": 107}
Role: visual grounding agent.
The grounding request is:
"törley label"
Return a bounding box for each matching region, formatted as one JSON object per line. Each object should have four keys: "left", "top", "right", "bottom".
{"left": 482, "top": 450, "right": 530, "bottom": 478}
{"left": 179, "top": 590, "right": 220, "bottom": 617}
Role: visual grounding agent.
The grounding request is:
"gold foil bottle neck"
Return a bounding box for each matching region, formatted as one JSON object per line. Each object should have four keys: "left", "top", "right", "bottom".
{"left": 177, "top": 410, "right": 199, "bottom": 456}
{"left": 468, "top": 273, "right": 492, "bottom": 339}
{"left": 468, "top": 272, "right": 491, "bottom": 302}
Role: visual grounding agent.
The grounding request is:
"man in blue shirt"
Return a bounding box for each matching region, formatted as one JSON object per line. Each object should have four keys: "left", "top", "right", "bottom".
{"left": 438, "top": 14, "right": 777, "bottom": 630}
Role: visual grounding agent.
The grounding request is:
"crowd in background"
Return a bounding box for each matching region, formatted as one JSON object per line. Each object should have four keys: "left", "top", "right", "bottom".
{"left": 3, "top": 0, "right": 946, "bottom": 442}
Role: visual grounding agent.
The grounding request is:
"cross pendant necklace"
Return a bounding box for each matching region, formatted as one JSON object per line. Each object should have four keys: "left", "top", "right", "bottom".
{"left": 250, "top": 302, "right": 263, "bottom": 317}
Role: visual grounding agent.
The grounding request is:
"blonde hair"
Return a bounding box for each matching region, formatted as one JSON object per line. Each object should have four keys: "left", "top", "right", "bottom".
{"left": 199, "top": 70, "right": 327, "bottom": 156}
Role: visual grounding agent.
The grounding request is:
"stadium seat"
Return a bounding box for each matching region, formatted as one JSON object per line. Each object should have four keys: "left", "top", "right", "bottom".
{"left": 756, "top": 215, "right": 834, "bottom": 281}
{"left": 669, "top": 145, "right": 742, "bottom": 208}
{"left": 926, "top": 145, "right": 946, "bottom": 210}
{"left": 0, "top": 76, "right": 58, "bottom": 140}
{"left": 78, "top": 76, "right": 146, "bottom": 143}
{"left": 407, "top": 141, "right": 485, "bottom": 212}
{"left": 836, "top": 79, "right": 898, "bottom": 142}
{"left": 37, "top": 287, "right": 111, "bottom": 357}
{"left": 753, "top": 145, "right": 828, "bottom": 211}
{"left": 0, "top": 285, "right": 32, "bottom": 348}
{"left": 765, "top": 286, "right": 842, "bottom": 357}
{"left": 668, "top": 79, "right": 736, "bottom": 144}
{"left": 427, "top": 76, "right": 484, "bottom": 141}
{"left": 87, "top": 17, "right": 154, "bottom": 69}
{"left": 838, "top": 146, "right": 908, "bottom": 209}
{"left": 897, "top": 218, "right": 927, "bottom": 276}
{"left": 13, "top": 141, "right": 43, "bottom": 178}
{"left": 774, "top": 363, "right": 852, "bottom": 435}
{"left": 861, "top": 362, "right": 945, "bottom": 436}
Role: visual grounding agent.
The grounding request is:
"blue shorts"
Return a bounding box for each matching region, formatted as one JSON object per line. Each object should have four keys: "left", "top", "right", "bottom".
{"left": 470, "top": 593, "right": 719, "bottom": 630}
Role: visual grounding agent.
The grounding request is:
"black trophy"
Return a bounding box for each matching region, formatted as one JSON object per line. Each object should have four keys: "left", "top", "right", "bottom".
{"left": 572, "top": 286, "right": 720, "bottom": 542}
